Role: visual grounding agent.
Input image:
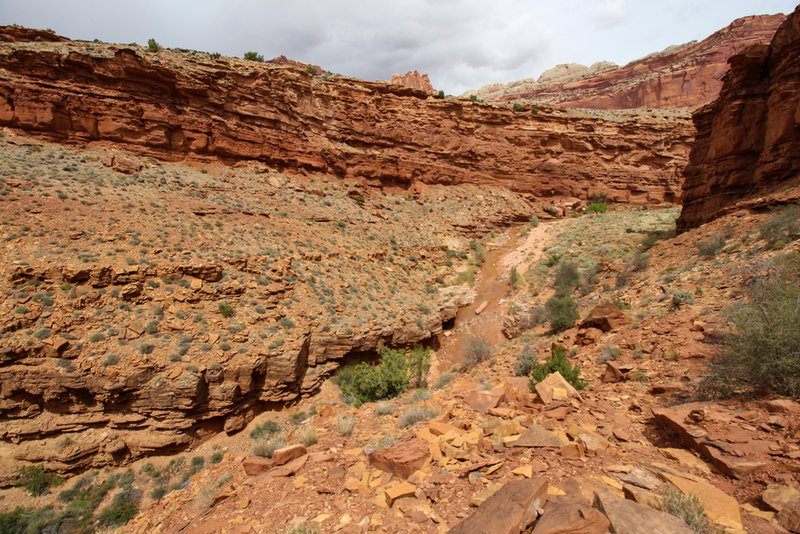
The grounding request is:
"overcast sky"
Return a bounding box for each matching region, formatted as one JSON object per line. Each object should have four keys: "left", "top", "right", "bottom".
{"left": 1, "top": 0, "right": 796, "bottom": 94}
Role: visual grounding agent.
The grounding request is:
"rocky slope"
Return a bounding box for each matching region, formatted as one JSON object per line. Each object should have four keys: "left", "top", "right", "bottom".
{"left": 0, "top": 27, "right": 692, "bottom": 205}
{"left": 678, "top": 6, "right": 800, "bottom": 231}
{"left": 465, "top": 14, "right": 786, "bottom": 110}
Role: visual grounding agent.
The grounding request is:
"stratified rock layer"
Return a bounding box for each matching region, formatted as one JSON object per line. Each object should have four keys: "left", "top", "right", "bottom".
{"left": 467, "top": 15, "right": 785, "bottom": 110}
{"left": 0, "top": 28, "right": 692, "bottom": 205}
{"left": 677, "top": 6, "right": 800, "bottom": 231}
{"left": 381, "top": 70, "right": 436, "bottom": 94}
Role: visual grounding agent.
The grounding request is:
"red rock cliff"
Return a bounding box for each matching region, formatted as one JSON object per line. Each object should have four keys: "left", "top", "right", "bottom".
{"left": 381, "top": 70, "right": 436, "bottom": 94}
{"left": 0, "top": 32, "right": 692, "bottom": 205}
{"left": 677, "top": 7, "right": 800, "bottom": 231}
{"left": 471, "top": 14, "right": 785, "bottom": 110}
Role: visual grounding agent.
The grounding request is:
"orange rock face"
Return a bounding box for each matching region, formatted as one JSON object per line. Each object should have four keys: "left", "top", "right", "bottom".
{"left": 677, "top": 7, "right": 800, "bottom": 231}
{"left": 481, "top": 15, "right": 785, "bottom": 110}
{"left": 0, "top": 30, "right": 692, "bottom": 205}
{"left": 382, "top": 70, "right": 436, "bottom": 94}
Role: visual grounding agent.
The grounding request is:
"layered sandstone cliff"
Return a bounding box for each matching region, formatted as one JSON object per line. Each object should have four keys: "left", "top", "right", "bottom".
{"left": 0, "top": 28, "right": 692, "bottom": 205}
{"left": 677, "top": 7, "right": 800, "bottom": 231}
{"left": 466, "top": 14, "right": 785, "bottom": 110}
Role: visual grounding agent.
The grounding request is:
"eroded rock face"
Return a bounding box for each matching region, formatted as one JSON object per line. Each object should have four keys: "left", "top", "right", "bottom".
{"left": 381, "top": 70, "right": 436, "bottom": 94}
{"left": 0, "top": 30, "right": 692, "bottom": 205}
{"left": 467, "top": 15, "right": 785, "bottom": 110}
{"left": 677, "top": 7, "right": 800, "bottom": 231}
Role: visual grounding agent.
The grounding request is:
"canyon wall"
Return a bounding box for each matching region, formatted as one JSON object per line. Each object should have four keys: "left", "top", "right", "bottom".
{"left": 677, "top": 7, "right": 800, "bottom": 231}
{"left": 467, "top": 15, "right": 785, "bottom": 110}
{"left": 0, "top": 29, "right": 692, "bottom": 205}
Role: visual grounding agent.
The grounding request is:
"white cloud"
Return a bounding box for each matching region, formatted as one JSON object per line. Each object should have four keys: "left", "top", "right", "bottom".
{"left": 593, "top": 0, "right": 627, "bottom": 27}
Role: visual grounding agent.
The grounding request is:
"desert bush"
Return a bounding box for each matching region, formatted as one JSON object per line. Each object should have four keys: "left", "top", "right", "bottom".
{"left": 514, "top": 345, "right": 536, "bottom": 377}
{"left": 17, "top": 465, "right": 63, "bottom": 496}
{"left": 704, "top": 263, "right": 800, "bottom": 397}
{"left": 629, "top": 251, "right": 650, "bottom": 272}
{"left": 251, "top": 436, "right": 285, "bottom": 458}
{"left": 147, "top": 38, "right": 161, "bottom": 52}
{"left": 662, "top": 487, "right": 719, "bottom": 534}
{"left": 696, "top": 234, "right": 726, "bottom": 257}
{"left": 530, "top": 345, "right": 586, "bottom": 390}
{"left": 243, "top": 51, "right": 264, "bottom": 62}
{"left": 437, "top": 90, "right": 445, "bottom": 99}
{"left": 553, "top": 261, "right": 580, "bottom": 296}
{"left": 298, "top": 426, "right": 318, "bottom": 446}
{"left": 462, "top": 337, "right": 492, "bottom": 369}
{"left": 398, "top": 405, "right": 436, "bottom": 428}
{"left": 759, "top": 203, "right": 800, "bottom": 249}
{"left": 406, "top": 345, "right": 431, "bottom": 388}
{"left": 598, "top": 344, "right": 621, "bottom": 363}
{"left": 251, "top": 420, "right": 281, "bottom": 439}
{"left": 545, "top": 253, "right": 561, "bottom": 267}
{"left": 640, "top": 228, "right": 676, "bottom": 251}
{"left": 433, "top": 373, "right": 454, "bottom": 389}
{"left": 218, "top": 302, "right": 234, "bottom": 318}
{"left": 529, "top": 215, "right": 539, "bottom": 227}
{"left": 545, "top": 295, "right": 578, "bottom": 332}
{"left": 209, "top": 52, "right": 221, "bottom": 59}
{"left": 336, "top": 347, "right": 413, "bottom": 406}
{"left": 374, "top": 401, "right": 395, "bottom": 415}
{"left": 336, "top": 414, "right": 355, "bottom": 436}
{"left": 671, "top": 290, "right": 695, "bottom": 309}
{"left": 512, "top": 102, "right": 524, "bottom": 112}
{"left": 585, "top": 202, "right": 607, "bottom": 214}
{"left": 99, "top": 490, "right": 140, "bottom": 527}
{"left": 408, "top": 389, "right": 432, "bottom": 403}
{"left": 509, "top": 266, "right": 522, "bottom": 291}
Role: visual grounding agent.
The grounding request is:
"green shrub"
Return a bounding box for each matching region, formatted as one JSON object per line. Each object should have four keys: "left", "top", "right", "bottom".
{"left": 553, "top": 261, "right": 580, "bottom": 297}
{"left": 251, "top": 420, "right": 281, "bottom": 439}
{"left": 218, "top": 302, "right": 234, "bottom": 318}
{"left": 243, "top": 51, "right": 264, "bottom": 62}
{"left": 509, "top": 266, "right": 522, "bottom": 291}
{"left": 529, "top": 215, "right": 540, "bottom": 227}
{"left": 585, "top": 202, "right": 607, "bottom": 214}
{"left": 437, "top": 90, "right": 445, "bottom": 99}
{"left": 147, "top": 38, "right": 161, "bottom": 52}
{"left": 374, "top": 401, "right": 395, "bottom": 415}
{"left": 545, "top": 253, "right": 561, "bottom": 267}
{"left": 545, "top": 295, "right": 578, "bottom": 332}
{"left": 462, "top": 337, "right": 492, "bottom": 369}
{"left": 514, "top": 345, "right": 536, "bottom": 377}
{"left": 696, "top": 234, "right": 726, "bottom": 257}
{"left": 433, "top": 373, "right": 454, "bottom": 389}
{"left": 705, "top": 264, "right": 800, "bottom": 397}
{"left": 671, "top": 290, "right": 695, "bottom": 309}
{"left": 336, "top": 347, "right": 413, "bottom": 406}
{"left": 209, "top": 52, "right": 221, "bottom": 60}
{"left": 759, "top": 203, "right": 800, "bottom": 249}
{"left": 151, "top": 486, "right": 168, "bottom": 500}
{"left": 17, "top": 465, "right": 63, "bottom": 496}
{"left": 512, "top": 102, "right": 523, "bottom": 112}
{"left": 530, "top": 345, "right": 586, "bottom": 390}
{"left": 306, "top": 65, "right": 317, "bottom": 75}
{"left": 99, "top": 491, "right": 139, "bottom": 527}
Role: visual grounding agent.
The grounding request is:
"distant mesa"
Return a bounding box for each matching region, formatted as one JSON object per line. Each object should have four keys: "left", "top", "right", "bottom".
{"left": 463, "top": 14, "right": 787, "bottom": 110}
{"left": 379, "top": 70, "right": 436, "bottom": 95}
{"left": 267, "top": 54, "right": 325, "bottom": 74}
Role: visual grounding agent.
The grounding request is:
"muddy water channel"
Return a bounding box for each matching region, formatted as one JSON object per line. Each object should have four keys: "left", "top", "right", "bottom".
{"left": 431, "top": 226, "right": 526, "bottom": 378}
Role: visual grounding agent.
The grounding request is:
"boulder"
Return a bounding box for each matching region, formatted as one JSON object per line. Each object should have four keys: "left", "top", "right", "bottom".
{"left": 534, "top": 372, "right": 579, "bottom": 405}
{"left": 763, "top": 485, "right": 800, "bottom": 533}
{"left": 513, "top": 424, "right": 568, "bottom": 448}
{"left": 593, "top": 491, "right": 694, "bottom": 534}
{"left": 532, "top": 494, "right": 610, "bottom": 534}
{"left": 579, "top": 302, "right": 630, "bottom": 332}
{"left": 368, "top": 438, "right": 430, "bottom": 479}
{"left": 449, "top": 478, "right": 548, "bottom": 534}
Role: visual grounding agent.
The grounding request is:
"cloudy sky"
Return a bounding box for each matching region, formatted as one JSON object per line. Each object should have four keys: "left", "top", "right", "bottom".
{"left": 1, "top": 0, "right": 796, "bottom": 93}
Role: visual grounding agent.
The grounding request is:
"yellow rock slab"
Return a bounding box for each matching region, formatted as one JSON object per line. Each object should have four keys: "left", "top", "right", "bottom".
{"left": 742, "top": 503, "right": 774, "bottom": 521}
{"left": 662, "top": 473, "right": 743, "bottom": 531}
{"left": 385, "top": 481, "right": 417, "bottom": 506}
{"left": 660, "top": 447, "right": 711, "bottom": 474}
{"left": 512, "top": 465, "right": 533, "bottom": 478}
{"left": 548, "top": 486, "right": 566, "bottom": 496}
{"left": 312, "top": 513, "right": 332, "bottom": 523}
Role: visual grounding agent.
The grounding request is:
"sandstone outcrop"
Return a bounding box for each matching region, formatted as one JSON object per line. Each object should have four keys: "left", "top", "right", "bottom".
{"left": 677, "top": 6, "right": 800, "bottom": 231}
{"left": 380, "top": 70, "right": 436, "bottom": 94}
{"left": 466, "top": 15, "right": 785, "bottom": 110}
{"left": 0, "top": 30, "right": 692, "bottom": 205}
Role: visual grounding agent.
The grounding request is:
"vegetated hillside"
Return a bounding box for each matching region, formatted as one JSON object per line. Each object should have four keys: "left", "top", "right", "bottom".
{"left": 465, "top": 14, "right": 786, "bottom": 110}
{"left": 0, "top": 131, "right": 538, "bottom": 480}
{"left": 678, "top": 5, "right": 800, "bottom": 231}
{"left": 0, "top": 26, "right": 692, "bottom": 205}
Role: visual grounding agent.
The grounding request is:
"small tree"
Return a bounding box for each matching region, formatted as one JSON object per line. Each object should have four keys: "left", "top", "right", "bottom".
{"left": 147, "top": 38, "right": 161, "bottom": 52}
{"left": 546, "top": 295, "right": 578, "bottom": 331}
{"left": 243, "top": 51, "right": 264, "bottom": 62}
{"left": 530, "top": 345, "right": 586, "bottom": 390}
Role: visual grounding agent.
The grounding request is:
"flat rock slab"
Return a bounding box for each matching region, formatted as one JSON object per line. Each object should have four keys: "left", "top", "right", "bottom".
{"left": 272, "top": 444, "right": 307, "bottom": 466}
{"left": 580, "top": 301, "right": 630, "bottom": 332}
{"left": 594, "top": 491, "right": 694, "bottom": 534}
{"left": 513, "top": 423, "right": 567, "bottom": 448}
{"left": 660, "top": 473, "right": 743, "bottom": 531}
{"left": 532, "top": 494, "right": 610, "bottom": 534}
{"left": 463, "top": 389, "right": 505, "bottom": 413}
{"left": 763, "top": 484, "right": 800, "bottom": 533}
{"left": 242, "top": 456, "right": 273, "bottom": 476}
{"left": 449, "top": 478, "right": 549, "bottom": 534}
{"left": 368, "top": 438, "right": 430, "bottom": 479}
